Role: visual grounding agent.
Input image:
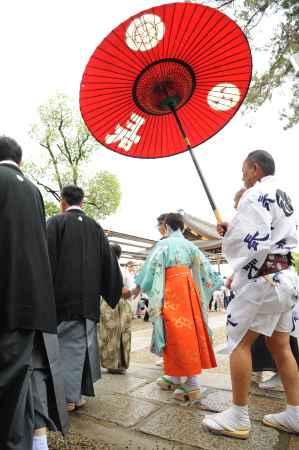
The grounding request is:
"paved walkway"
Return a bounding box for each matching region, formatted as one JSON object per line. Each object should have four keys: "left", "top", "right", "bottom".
{"left": 53, "top": 313, "right": 299, "bottom": 450}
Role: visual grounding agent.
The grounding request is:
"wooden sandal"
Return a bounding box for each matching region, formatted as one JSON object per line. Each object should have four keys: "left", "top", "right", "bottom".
{"left": 173, "top": 385, "right": 201, "bottom": 401}
{"left": 157, "top": 375, "right": 181, "bottom": 391}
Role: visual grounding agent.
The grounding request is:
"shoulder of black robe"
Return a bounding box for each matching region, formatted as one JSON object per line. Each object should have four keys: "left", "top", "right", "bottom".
{"left": 97, "top": 224, "right": 123, "bottom": 309}
{"left": 46, "top": 214, "right": 66, "bottom": 281}
{"left": 0, "top": 164, "right": 57, "bottom": 333}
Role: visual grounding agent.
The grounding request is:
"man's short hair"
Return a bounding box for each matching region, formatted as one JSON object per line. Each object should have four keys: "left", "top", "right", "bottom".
{"left": 61, "top": 185, "right": 84, "bottom": 206}
{"left": 127, "top": 261, "right": 134, "bottom": 267}
{"left": 165, "top": 213, "right": 184, "bottom": 231}
{"left": 111, "top": 243, "right": 122, "bottom": 259}
{"left": 157, "top": 213, "right": 168, "bottom": 224}
{"left": 0, "top": 136, "right": 22, "bottom": 164}
{"left": 246, "top": 150, "right": 275, "bottom": 176}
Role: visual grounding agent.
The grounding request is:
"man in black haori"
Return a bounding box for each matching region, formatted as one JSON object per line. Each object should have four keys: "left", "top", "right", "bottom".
{"left": 47, "top": 185, "right": 122, "bottom": 411}
{"left": 0, "top": 136, "right": 68, "bottom": 450}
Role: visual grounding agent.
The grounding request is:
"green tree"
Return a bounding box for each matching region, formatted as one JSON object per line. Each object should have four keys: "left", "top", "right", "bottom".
{"left": 293, "top": 252, "right": 299, "bottom": 274}
{"left": 196, "top": 0, "right": 299, "bottom": 128}
{"left": 27, "top": 93, "right": 121, "bottom": 220}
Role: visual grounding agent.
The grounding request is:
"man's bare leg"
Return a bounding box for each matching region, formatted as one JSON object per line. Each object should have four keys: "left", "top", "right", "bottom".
{"left": 230, "top": 330, "right": 259, "bottom": 405}
{"left": 202, "top": 330, "right": 259, "bottom": 439}
{"left": 262, "top": 332, "right": 299, "bottom": 433}
{"left": 266, "top": 332, "right": 299, "bottom": 404}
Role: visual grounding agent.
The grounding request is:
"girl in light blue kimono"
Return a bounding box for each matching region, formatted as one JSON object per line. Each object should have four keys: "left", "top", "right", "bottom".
{"left": 135, "top": 213, "right": 222, "bottom": 401}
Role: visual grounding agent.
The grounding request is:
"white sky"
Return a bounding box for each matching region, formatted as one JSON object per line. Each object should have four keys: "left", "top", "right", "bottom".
{"left": 1, "top": 0, "right": 298, "bottom": 243}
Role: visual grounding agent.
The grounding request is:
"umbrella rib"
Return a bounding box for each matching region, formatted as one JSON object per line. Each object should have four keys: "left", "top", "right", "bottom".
{"left": 189, "top": 41, "right": 250, "bottom": 72}
{"left": 105, "top": 31, "right": 145, "bottom": 72}
{"left": 188, "top": 31, "right": 248, "bottom": 69}
{"left": 93, "top": 48, "right": 141, "bottom": 75}
{"left": 86, "top": 61, "right": 137, "bottom": 79}
{"left": 179, "top": 7, "right": 219, "bottom": 63}
{"left": 85, "top": 97, "right": 135, "bottom": 125}
{"left": 183, "top": 17, "right": 239, "bottom": 65}
{"left": 173, "top": 5, "right": 207, "bottom": 66}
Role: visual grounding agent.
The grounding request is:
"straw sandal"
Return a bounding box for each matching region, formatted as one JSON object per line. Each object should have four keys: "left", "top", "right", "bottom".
{"left": 262, "top": 415, "right": 299, "bottom": 434}
{"left": 202, "top": 416, "right": 250, "bottom": 440}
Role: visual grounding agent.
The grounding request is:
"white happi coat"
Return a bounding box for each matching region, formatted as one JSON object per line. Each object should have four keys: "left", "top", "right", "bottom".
{"left": 223, "top": 175, "right": 298, "bottom": 353}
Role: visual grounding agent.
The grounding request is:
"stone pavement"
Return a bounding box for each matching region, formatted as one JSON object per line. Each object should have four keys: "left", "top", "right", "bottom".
{"left": 67, "top": 314, "right": 299, "bottom": 450}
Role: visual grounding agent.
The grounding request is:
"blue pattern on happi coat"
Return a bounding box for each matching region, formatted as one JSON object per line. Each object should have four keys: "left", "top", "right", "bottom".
{"left": 244, "top": 231, "right": 270, "bottom": 251}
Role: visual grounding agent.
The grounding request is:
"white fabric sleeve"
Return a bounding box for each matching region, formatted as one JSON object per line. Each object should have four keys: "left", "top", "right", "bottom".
{"left": 223, "top": 194, "right": 272, "bottom": 279}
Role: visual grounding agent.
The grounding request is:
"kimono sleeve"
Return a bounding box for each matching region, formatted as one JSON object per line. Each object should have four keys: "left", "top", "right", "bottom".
{"left": 223, "top": 194, "right": 272, "bottom": 279}
{"left": 99, "top": 229, "right": 123, "bottom": 309}
{"left": 135, "top": 244, "right": 165, "bottom": 294}
{"left": 192, "top": 248, "right": 223, "bottom": 336}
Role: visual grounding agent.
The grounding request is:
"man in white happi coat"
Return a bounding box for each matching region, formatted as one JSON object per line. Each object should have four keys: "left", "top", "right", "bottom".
{"left": 203, "top": 150, "right": 299, "bottom": 438}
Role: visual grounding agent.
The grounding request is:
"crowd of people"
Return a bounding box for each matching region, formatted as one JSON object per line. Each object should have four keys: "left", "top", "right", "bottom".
{"left": 0, "top": 135, "right": 299, "bottom": 450}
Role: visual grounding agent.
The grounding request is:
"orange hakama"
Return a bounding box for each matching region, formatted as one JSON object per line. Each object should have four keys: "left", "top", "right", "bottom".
{"left": 163, "top": 266, "right": 217, "bottom": 376}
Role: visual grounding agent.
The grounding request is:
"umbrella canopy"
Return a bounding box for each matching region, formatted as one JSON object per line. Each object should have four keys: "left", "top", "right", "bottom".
{"left": 80, "top": 2, "right": 252, "bottom": 159}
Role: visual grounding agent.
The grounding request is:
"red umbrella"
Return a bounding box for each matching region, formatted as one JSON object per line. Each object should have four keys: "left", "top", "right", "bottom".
{"left": 80, "top": 2, "right": 252, "bottom": 222}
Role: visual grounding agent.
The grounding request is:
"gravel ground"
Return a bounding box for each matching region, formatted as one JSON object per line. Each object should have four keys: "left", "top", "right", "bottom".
{"left": 48, "top": 431, "right": 119, "bottom": 450}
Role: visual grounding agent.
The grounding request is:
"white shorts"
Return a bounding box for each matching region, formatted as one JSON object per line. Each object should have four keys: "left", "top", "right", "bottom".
{"left": 250, "top": 309, "right": 292, "bottom": 336}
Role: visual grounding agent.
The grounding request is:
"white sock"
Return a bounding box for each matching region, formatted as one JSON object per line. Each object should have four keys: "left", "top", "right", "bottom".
{"left": 205, "top": 404, "right": 250, "bottom": 431}
{"left": 286, "top": 404, "right": 299, "bottom": 414}
{"left": 186, "top": 375, "right": 200, "bottom": 388}
{"left": 32, "top": 435, "right": 48, "bottom": 450}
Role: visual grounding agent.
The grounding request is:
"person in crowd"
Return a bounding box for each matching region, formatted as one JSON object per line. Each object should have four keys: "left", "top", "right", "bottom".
{"left": 47, "top": 185, "right": 122, "bottom": 412}
{"left": 124, "top": 261, "right": 138, "bottom": 316}
{"left": 152, "top": 213, "right": 169, "bottom": 366}
{"left": 100, "top": 244, "right": 133, "bottom": 374}
{"left": 203, "top": 150, "right": 299, "bottom": 438}
{"left": 157, "top": 212, "right": 168, "bottom": 238}
{"left": 0, "top": 136, "right": 68, "bottom": 450}
{"left": 222, "top": 283, "right": 232, "bottom": 309}
{"left": 133, "top": 213, "right": 222, "bottom": 401}
{"left": 234, "top": 186, "right": 299, "bottom": 389}
{"left": 211, "top": 288, "right": 225, "bottom": 312}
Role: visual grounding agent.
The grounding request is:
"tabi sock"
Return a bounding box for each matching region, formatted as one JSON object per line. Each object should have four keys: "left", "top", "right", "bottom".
{"left": 264, "top": 405, "right": 299, "bottom": 432}
{"left": 205, "top": 405, "right": 251, "bottom": 431}
{"left": 168, "top": 375, "right": 181, "bottom": 384}
{"left": 32, "top": 435, "right": 49, "bottom": 450}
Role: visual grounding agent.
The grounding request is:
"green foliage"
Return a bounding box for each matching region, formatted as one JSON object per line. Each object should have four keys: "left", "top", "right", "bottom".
{"left": 84, "top": 171, "right": 121, "bottom": 220}
{"left": 209, "top": 0, "right": 299, "bottom": 128}
{"left": 27, "top": 93, "right": 121, "bottom": 220}
{"left": 44, "top": 200, "right": 60, "bottom": 218}
{"left": 293, "top": 252, "right": 299, "bottom": 274}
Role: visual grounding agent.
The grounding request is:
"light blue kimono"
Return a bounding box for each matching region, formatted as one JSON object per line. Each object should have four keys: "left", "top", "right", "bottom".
{"left": 135, "top": 229, "right": 223, "bottom": 354}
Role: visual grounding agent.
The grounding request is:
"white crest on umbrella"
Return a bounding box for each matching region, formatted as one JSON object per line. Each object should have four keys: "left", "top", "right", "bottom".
{"left": 125, "top": 14, "right": 165, "bottom": 52}
{"left": 207, "top": 83, "right": 241, "bottom": 111}
{"left": 105, "top": 113, "right": 145, "bottom": 152}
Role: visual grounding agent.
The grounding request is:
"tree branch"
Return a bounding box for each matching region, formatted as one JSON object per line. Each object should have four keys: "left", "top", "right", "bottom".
{"left": 40, "top": 137, "right": 63, "bottom": 190}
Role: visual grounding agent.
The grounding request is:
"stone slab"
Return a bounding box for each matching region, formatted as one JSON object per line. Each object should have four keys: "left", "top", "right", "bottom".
{"left": 80, "top": 392, "right": 159, "bottom": 427}
{"left": 199, "top": 372, "right": 232, "bottom": 390}
{"left": 128, "top": 366, "right": 162, "bottom": 381}
{"left": 132, "top": 381, "right": 207, "bottom": 405}
{"left": 250, "top": 383, "right": 285, "bottom": 400}
{"left": 70, "top": 414, "right": 198, "bottom": 450}
{"left": 137, "top": 405, "right": 280, "bottom": 450}
{"left": 199, "top": 390, "right": 285, "bottom": 421}
{"left": 95, "top": 373, "right": 147, "bottom": 395}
